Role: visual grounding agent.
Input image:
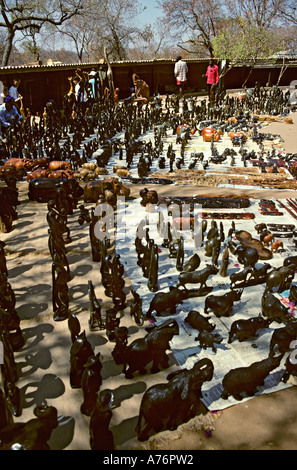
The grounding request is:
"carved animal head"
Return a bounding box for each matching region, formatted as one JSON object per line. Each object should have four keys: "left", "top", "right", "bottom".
{"left": 193, "top": 358, "right": 214, "bottom": 383}
{"left": 226, "top": 289, "right": 243, "bottom": 301}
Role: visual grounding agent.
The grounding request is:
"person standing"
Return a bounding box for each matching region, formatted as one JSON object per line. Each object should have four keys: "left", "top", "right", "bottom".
{"left": 72, "top": 75, "right": 87, "bottom": 115}
{"left": 9, "top": 78, "right": 23, "bottom": 111}
{"left": 204, "top": 59, "right": 219, "bottom": 99}
{"left": 174, "top": 56, "right": 188, "bottom": 98}
{"left": 88, "top": 69, "right": 98, "bottom": 100}
{"left": 0, "top": 96, "right": 23, "bottom": 138}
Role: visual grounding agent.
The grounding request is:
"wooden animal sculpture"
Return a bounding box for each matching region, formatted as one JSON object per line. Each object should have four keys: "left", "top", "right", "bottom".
{"left": 236, "top": 245, "right": 259, "bottom": 267}
{"left": 289, "top": 285, "right": 297, "bottom": 305}
{"left": 230, "top": 266, "right": 253, "bottom": 288}
{"left": 263, "top": 232, "right": 275, "bottom": 247}
{"left": 0, "top": 404, "right": 59, "bottom": 450}
{"left": 204, "top": 289, "right": 243, "bottom": 317}
{"left": 81, "top": 353, "right": 103, "bottom": 416}
{"left": 249, "top": 263, "right": 272, "bottom": 284}
{"left": 265, "top": 264, "right": 295, "bottom": 293}
{"left": 271, "top": 239, "right": 284, "bottom": 253}
{"left": 196, "top": 330, "right": 223, "bottom": 352}
{"left": 255, "top": 223, "right": 267, "bottom": 234}
{"left": 177, "top": 264, "right": 218, "bottom": 290}
{"left": 228, "top": 315, "right": 272, "bottom": 343}
{"left": 135, "top": 358, "right": 214, "bottom": 441}
{"left": 221, "top": 353, "right": 284, "bottom": 400}
{"left": 262, "top": 291, "right": 292, "bottom": 323}
{"left": 114, "top": 319, "right": 179, "bottom": 379}
{"left": 70, "top": 331, "right": 94, "bottom": 388}
{"left": 146, "top": 286, "right": 188, "bottom": 318}
{"left": 284, "top": 256, "right": 297, "bottom": 269}
{"left": 89, "top": 389, "right": 115, "bottom": 450}
{"left": 78, "top": 205, "right": 91, "bottom": 225}
{"left": 181, "top": 253, "right": 201, "bottom": 273}
{"left": 269, "top": 322, "right": 297, "bottom": 356}
{"left": 185, "top": 310, "right": 216, "bottom": 332}
{"left": 281, "top": 352, "right": 297, "bottom": 383}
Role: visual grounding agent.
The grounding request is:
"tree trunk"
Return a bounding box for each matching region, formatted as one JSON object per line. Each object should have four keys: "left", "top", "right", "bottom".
{"left": 276, "top": 58, "right": 288, "bottom": 86}
{"left": 2, "top": 29, "right": 14, "bottom": 67}
{"left": 242, "top": 65, "right": 254, "bottom": 89}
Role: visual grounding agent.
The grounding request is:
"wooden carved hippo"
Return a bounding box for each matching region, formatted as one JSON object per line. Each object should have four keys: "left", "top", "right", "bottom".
{"left": 48, "top": 160, "right": 71, "bottom": 171}
{"left": 146, "top": 286, "right": 188, "bottom": 317}
{"left": 228, "top": 315, "right": 272, "bottom": 343}
{"left": 204, "top": 289, "right": 243, "bottom": 317}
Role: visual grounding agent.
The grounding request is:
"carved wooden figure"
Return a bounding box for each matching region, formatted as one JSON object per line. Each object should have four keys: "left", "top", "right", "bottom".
{"left": 88, "top": 280, "right": 104, "bottom": 331}
{"left": 52, "top": 261, "right": 69, "bottom": 322}
{"left": 129, "top": 287, "right": 144, "bottom": 326}
{"left": 89, "top": 390, "right": 115, "bottom": 450}
{"left": 81, "top": 353, "right": 103, "bottom": 416}
{"left": 70, "top": 331, "right": 94, "bottom": 389}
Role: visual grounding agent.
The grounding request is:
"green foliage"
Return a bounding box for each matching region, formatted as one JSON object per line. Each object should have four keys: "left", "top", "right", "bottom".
{"left": 213, "top": 19, "right": 282, "bottom": 63}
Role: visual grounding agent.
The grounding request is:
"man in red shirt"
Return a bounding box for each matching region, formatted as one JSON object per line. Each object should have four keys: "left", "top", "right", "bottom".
{"left": 204, "top": 59, "right": 219, "bottom": 99}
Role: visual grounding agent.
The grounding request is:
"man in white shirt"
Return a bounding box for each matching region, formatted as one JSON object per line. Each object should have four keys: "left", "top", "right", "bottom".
{"left": 72, "top": 76, "right": 87, "bottom": 114}
{"left": 174, "top": 56, "right": 188, "bottom": 98}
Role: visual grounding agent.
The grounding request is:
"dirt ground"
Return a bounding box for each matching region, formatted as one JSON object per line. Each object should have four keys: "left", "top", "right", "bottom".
{"left": 2, "top": 107, "right": 297, "bottom": 452}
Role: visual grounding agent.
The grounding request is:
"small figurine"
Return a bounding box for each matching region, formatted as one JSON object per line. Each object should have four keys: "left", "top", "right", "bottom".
{"left": 105, "top": 308, "right": 120, "bottom": 341}
{"left": 114, "top": 319, "right": 179, "bottom": 379}
{"left": 0, "top": 404, "right": 59, "bottom": 450}
{"left": 89, "top": 390, "right": 115, "bottom": 450}
{"left": 185, "top": 310, "right": 216, "bottom": 333}
{"left": 196, "top": 330, "right": 223, "bottom": 352}
{"left": 177, "top": 264, "right": 218, "bottom": 290}
{"left": 228, "top": 315, "right": 272, "bottom": 343}
{"left": 70, "top": 331, "right": 94, "bottom": 388}
{"left": 221, "top": 353, "right": 284, "bottom": 400}
{"left": 147, "top": 243, "right": 159, "bottom": 292}
{"left": 129, "top": 287, "right": 144, "bottom": 326}
{"left": 146, "top": 286, "right": 188, "bottom": 318}
{"left": 52, "top": 261, "right": 69, "bottom": 322}
{"left": 135, "top": 358, "right": 214, "bottom": 441}
{"left": 219, "top": 247, "right": 229, "bottom": 277}
{"left": 68, "top": 311, "right": 81, "bottom": 343}
{"left": 81, "top": 353, "right": 103, "bottom": 416}
{"left": 204, "top": 289, "right": 243, "bottom": 317}
{"left": 88, "top": 280, "right": 104, "bottom": 331}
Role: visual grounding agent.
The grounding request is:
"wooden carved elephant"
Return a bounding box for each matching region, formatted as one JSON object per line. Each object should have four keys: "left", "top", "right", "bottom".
{"left": 135, "top": 358, "right": 214, "bottom": 441}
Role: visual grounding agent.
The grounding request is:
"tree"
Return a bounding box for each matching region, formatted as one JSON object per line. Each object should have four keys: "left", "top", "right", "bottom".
{"left": 213, "top": 19, "right": 282, "bottom": 86}
{"left": 158, "top": 0, "right": 226, "bottom": 57}
{"left": 55, "top": 0, "right": 147, "bottom": 62}
{"left": 0, "top": 0, "right": 83, "bottom": 66}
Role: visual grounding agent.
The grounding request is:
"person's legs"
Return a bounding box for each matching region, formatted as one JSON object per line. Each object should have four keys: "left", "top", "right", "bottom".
{"left": 207, "top": 83, "right": 212, "bottom": 98}
{"left": 177, "top": 80, "right": 186, "bottom": 98}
